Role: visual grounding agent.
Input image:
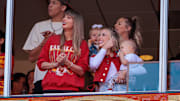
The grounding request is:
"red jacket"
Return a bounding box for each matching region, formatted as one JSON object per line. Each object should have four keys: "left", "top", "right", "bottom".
{"left": 37, "top": 35, "right": 89, "bottom": 91}
{"left": 93, "top": 53, "right": 121, "bottom": 83}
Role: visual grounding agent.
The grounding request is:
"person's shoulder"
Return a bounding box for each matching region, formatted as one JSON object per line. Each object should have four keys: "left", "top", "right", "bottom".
{"left": 81, "top": 40, "right": 88, "bottom": 44}
{"left": 35, "top": 19, "right": 50, "bottom": 26}
{"left": 126, "top": 53, "right": 142, "bottom": 62}
{"left": 81, "top": 40, "right": 88, "bottom": 46}
{"left": 49, "top": 34, "right": 60, "bottom": 40}
{"left": 80, "top": 40, "right": 88, "bottom": 49}
{"left": 125, "top": 53, "right": 137, "bottom": 59}
{"left": 126, "top": 53, "right": 137, "bottom": 57}
{"left": 44, "top": 35, "right": 60, "bottom": 45}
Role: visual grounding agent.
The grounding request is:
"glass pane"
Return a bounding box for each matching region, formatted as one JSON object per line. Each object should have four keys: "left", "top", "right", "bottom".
{"left": 128, "top": 62, "right": 159, "bottom": 92}
{"left": 168, "top": 61, "right": 180, "bottom": 91}
{"left": 168, "top": 0, "right": 180, "bottom": 91}
{"left": 0, "top": 0, "right": 161, "bottom": 95}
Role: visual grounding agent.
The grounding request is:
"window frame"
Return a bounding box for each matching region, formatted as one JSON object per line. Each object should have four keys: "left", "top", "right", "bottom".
{"left": 3, "top": 0, "right": 170, "bottom": 97}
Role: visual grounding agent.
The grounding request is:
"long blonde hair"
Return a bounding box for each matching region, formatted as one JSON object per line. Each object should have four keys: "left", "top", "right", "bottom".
{"left": 60, "top": 9, "right": 84, "bottom": 57}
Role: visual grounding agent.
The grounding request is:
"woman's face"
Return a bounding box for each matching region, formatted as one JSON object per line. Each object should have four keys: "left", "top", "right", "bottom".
{"left": 48, "top": 0, "right": 65, "bottom": 18}
{"left": 62, "top": 14, "right": 74, "bottom": 30}
{"left": 90, "top": 29, "right": 100, "bottom": 45}
{"left": 114, "top": 18, "right": 130, "bottom": 36}
{"left": 98, "top": 29, "right": 111, "bottom": 47}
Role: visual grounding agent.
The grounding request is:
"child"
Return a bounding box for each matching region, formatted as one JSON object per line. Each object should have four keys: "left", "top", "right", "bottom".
{"left": 110, "top": 40, "right": 146, "bottom": 91}
{"left": 89, "top": 28, "right": 120, "bottom": 92}
{"left": 88, "top": 24, "right": 103, "bottom": 56}
{"left": 85, "top": 24, "right": 103, "bottom": 91}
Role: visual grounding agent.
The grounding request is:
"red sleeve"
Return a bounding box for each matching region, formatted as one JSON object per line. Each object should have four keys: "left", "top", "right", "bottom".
{"left": 37, "top": 36, "right": 53, "bottom": 71}
{"left": 75, "top": 40, "right": 89, "bottom": 72}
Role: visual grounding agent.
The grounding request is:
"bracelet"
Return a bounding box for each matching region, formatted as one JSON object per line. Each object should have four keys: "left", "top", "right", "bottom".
{"left": 68, "top": 62, "right": 73, "bottom": 69}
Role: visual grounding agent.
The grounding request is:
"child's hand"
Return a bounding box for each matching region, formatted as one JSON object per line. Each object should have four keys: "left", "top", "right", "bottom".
{"left": 118, "top": 51, "right": 124, "bottom": 57}
{"left": 88, "top": 39, "right": 93, "bottom": 47}
{"left": 119, "top": 51, "right": 129, "bottom": 65}
{"left": 115, "top": 70, "right": 127, "bottom": 84}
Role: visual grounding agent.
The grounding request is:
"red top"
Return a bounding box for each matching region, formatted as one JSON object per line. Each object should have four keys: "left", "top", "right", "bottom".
{"left": 0, "top": 53, "right": 14, "bottom": 95}
{"left": 37, "top": 35, "right": 89, "bottom": 91}
{"left": 93, "top": 53, "right": 121, "bottom": 83}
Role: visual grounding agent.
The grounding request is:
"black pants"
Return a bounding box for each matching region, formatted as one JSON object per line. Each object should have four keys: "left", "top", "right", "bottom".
{"left": 33, "top": 80, "right": 43, "bottom": 94}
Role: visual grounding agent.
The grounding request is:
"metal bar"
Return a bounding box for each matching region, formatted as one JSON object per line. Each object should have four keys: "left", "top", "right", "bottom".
{"left": 159, "top": 0, "right": 169, "bottom": 92}
{"left": 3, "top": 0, "right": 14, "bottom": 97}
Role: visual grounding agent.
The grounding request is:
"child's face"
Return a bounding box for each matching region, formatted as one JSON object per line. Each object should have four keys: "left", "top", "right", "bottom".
{"left": 98, "top": 29, "right": 111, "bottom": 48}
{"left": 120, "top": 42, "right": 134, "bottom": 55}
{"left": 90, "top": 29, "right": 99, "bottom": 45}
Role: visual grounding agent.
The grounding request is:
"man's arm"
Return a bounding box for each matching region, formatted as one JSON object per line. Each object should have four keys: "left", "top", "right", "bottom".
{"left": 26, "top": 31, "right": 54, "bottom": 62}
{"left": 27, "top": 39, "right": 47, "bottom": 62}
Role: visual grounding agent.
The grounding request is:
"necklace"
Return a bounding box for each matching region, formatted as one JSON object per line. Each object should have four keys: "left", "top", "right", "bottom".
{"left": 50, "top": 20, "right": 62, "bottom": 33}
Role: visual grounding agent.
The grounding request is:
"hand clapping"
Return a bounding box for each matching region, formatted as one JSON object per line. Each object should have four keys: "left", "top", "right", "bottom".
{"left": 56, "top": 53, "right": 67, "bottom": 65}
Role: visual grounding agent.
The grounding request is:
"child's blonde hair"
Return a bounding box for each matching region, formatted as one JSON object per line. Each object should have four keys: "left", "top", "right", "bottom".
{"left": 120, "top": 40, "right": 137, "bottom": 52}
{"left": 89, "top": 24, "right": 103, "bottom": 38}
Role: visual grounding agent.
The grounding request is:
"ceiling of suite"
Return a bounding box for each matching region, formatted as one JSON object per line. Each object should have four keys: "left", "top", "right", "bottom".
{"left": 0, "top": 0, "right": 180, "bottom": 60}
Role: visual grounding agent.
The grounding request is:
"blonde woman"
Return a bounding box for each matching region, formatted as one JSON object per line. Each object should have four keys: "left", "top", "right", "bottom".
{"left": 37, "top": 9, "right": 89, "bottom": 93}
{"left": 89, "top": 28, "right": 120, "bottom": 92}
{"left": 114, "top": 16, "right": 143, "bottom": 54}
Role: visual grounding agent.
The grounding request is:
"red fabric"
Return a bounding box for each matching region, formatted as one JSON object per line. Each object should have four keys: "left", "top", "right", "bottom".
{"left": 37, "top": 35, "right": 89, "bottom": 91}
{"left": 0, "top": 53, "right": 14, "bottom": 95}
{"left": 93, "top": 53, "right": 121, "bottom": 83}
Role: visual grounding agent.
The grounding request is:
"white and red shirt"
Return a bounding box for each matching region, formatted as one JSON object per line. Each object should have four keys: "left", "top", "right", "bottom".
{"left": 90, "top": 49, "right": 121, "bottom": 83}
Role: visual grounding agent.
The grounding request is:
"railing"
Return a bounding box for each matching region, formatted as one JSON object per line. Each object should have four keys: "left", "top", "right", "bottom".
{"left": 127, "top": 61, "right": 159, "bottom": 92}
{"left": 126, "top": 60, "right": 180, "bottom": 92}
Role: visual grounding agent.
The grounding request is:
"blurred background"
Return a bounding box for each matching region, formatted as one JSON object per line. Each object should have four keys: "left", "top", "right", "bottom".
{"left": 0, "top": 0, "right": 179, "bottom": 74}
